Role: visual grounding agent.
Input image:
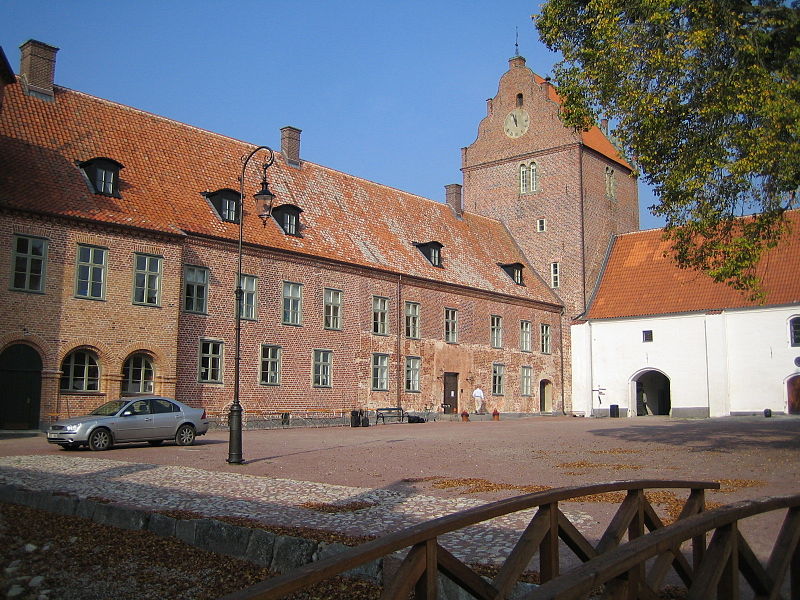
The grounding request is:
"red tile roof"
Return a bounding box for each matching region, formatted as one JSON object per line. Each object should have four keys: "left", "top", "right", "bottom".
{"left": 584, "top": 210, "right": 800, "bottom": 319}
{"left": 0, "top": 83, "right": 561, "bottom": 308}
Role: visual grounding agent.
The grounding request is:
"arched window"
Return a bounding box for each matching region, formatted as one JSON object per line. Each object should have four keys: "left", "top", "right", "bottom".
{"left": 529, "top": 161, "right": 539, "bottom": 192}
{"left": 516, "top": 93, "right": 524, "bottom": 107}
{"left": 122, "top": 353, "right": 154, "bottom": 394}
{"left": 519, "top": 164, "right": 528, "bottom": 194}
{"left": 60, "top": 350, "right": 100, "bottom": 391}
{"left": 790, "top": 316, "right": 800, "bottom": 347}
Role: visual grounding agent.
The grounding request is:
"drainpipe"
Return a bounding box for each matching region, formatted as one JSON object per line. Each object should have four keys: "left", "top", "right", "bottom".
{"left": 396, "top": 275, "right": 403, "bottom": 408}
{"left": 558, "top": 308, "right": 567, "bottom": 414}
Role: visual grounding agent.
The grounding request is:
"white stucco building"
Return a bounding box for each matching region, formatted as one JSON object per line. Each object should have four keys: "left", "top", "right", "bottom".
{"left": 572, "top": 211, "right": 800, "bottom": 418}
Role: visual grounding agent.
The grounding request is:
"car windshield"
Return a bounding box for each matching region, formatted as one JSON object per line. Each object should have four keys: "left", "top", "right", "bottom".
{"left": 89, "top": 400, "right": 129, "bottom": 416}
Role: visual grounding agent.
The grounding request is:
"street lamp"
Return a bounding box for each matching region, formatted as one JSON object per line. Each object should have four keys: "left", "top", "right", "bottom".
{"left": 228, "top": 145, "right": 276, "bottom": 465}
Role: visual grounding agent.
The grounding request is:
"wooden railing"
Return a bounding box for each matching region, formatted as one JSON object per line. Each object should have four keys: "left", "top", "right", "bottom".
{"left": 219, "top": 480, "right": 720, "bottom": 600}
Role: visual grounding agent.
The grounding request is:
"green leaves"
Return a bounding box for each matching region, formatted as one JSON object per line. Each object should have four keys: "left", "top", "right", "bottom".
{"left": 536, "top": 0, "right": 799, "bottom": 299}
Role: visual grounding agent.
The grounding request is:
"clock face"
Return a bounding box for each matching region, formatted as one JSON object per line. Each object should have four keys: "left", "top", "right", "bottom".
{"left": 503, "top": 108, "right": 530, "bottom": 138}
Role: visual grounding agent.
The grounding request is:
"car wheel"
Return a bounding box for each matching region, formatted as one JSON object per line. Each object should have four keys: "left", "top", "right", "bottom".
{"left": 147, "top": 440, "right": 164, "bottom": 447}
{"left": 88, "top": 428, "right": 113, "bottom": 451}
{"left": 175, "top": 424, "right": 196, "bottom": 446}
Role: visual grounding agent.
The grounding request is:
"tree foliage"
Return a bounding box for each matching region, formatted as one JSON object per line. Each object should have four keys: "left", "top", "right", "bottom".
{"left": 536, "top": 0, "right": 800, "bottom": 298}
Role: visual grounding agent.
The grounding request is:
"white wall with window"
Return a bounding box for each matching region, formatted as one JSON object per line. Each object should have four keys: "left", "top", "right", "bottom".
{"left": 572, "top": 305, "right": 800, "bottom": 418}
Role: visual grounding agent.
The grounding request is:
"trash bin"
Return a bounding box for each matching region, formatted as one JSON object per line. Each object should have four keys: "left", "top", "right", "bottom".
{"left": 609, "top": 404, "right": 620, "bottom": 418}
{"left": 764, "top": 408, "right": 772, "bottom": 418}
{"left": 361, "top": 415, "right": 370, "bottom": 427}
{"left": 350, "top": 410, "right": 363, "bottom": 427}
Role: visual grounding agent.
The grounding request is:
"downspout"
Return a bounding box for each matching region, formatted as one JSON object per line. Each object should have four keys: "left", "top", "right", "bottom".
{"left": 397, "top": 274, "right": 403, "bottom": 408}
{"left": 558, "top": 307, "right": 567, "bottom": 414}
{"left": 578, "top": 146, "right": 588, "bottom": 310}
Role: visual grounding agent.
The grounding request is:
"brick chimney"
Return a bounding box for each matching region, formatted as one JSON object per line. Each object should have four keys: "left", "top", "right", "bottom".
{"left": 19, "top": 40, "right": 58, "bottom": 101}
{"left": 508, "top": 55, "right": 526, "bottom": 69}
{"left": 445, "top": 183, "right": 463, "bottom": 216}
{"left": 280, "top": 126, "right": 301, "bottom": 167}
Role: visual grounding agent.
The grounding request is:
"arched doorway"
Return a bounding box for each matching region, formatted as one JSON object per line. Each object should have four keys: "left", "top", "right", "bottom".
{"left": 0, "top": 344, "right": 43, "bottom": 429}
{"left": 788, "top": 375, "right": 800, "bottom": 415}
{"left": 634, "top": 370, "right": 671, "bottom": 416}
{"left": 539, "top": 380, "right": 553, "bottom": 413}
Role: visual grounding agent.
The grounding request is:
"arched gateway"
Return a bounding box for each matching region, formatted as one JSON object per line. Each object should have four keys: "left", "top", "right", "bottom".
{"left": 0, "top": 344, "right": 43, "bottom": 429}
{"left": 633, "top": 370, "right": 671, "bottom": 416}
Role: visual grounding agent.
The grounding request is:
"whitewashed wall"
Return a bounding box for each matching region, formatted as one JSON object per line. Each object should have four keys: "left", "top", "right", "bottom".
{"left": 571, "top": 306, "right": 800, "bottom": 417}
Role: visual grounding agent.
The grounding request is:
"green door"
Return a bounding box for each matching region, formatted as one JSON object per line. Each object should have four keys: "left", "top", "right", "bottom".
{"left": 0, "top": 344, "right": 43, "bottom": 429}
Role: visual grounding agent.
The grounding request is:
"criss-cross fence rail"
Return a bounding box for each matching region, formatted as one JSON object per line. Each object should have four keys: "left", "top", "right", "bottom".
{"left": 220, "top": 480, "right": 724, "bottom": 600}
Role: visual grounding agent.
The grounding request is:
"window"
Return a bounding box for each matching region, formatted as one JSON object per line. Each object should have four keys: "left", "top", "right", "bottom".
{"left": 791, "top": 317, "right": 800, "bottom": 347}
{"left": 372, "top": 353, "right": 389, "bottom": 390}
{"left": 12, "top": 235, "right": 47, "bottom": 292}
{"left": 520, "top": 320, "right": 532, "bottom": 352}
{"left": 75, "top": 245, "right": 106, "bottom": 300}
{"left": 184, "top": 266, "right": 208, "bottom": 313}
{"left": 239, "top": 274, "right": 257, "bottom": 320}
{"left": 643, "top": 330, "right": 654, "bottom": 343}
{"left": 405, "top": 301, "right": 420, "bottom": 339}
{"left": 203, "top": 189, "right": 240, "bottom": 223}
{"left": 500, "top": 262, "right": 524, "bottom": 285}
{"left": 490, "top": 315, "right": 503, "bottom": 348}
{"left": 151, "top": 398, "right": 179, "bottom": 414}
{"left": 405, "top": 356, "right": 421, "bottom": 392}
{"left": 272, "top": 204, "right": 303, "bottom": 236}
{"left": 60, "top": 350, "right": 100, "bottom": 391}
{"left": 260, "top": 345, "right": 281, "bottom": 385}
{"left": 324, "top": 288, "right": 343, "bottom": 330}
{"left": 79, "top": 157, "right": 123, "bottom": 197}
{"left": 313, "top": 349, "right": 332, "bottom": 387}
{"left": 199, "top": 340, "right": 223, "bottom": 383}
{"left": 550, "top": 262, "right": 560, "bottom": 289}
{"left": 133, "top": 253, "right": 162, "bottom": 306}
{"left": 445, "top": 308, "right": 458, "bottom": 343}
{"left": 414, "top": 242, "right": 443, "bottom": 267}
{"left": 520, "top": 163, "right": 529, "bottom": 194}
{"left": 605, "top": 167, "right": 616, "bottom": 199}
{"left": 541, "top": 323, "right": 552, "bottom": 354}
{"left": 372, "top": 296, "right": 389, "bottom": 335}
{"left": 282, "top": 282, "right": 303, "bottom": 325}
{"left": 521, "top": 366, "right": 533, "bottom": 396}
{"left": 529, "top": 161, "right": 539, "bottom": 192}
{"left": 537, "top": 218, "right": 546, "bottom": 232}
{"left": 492, "top": 363, "right": 505, "bottom": 395}
{"left": 121, "top": 354, "right": 154, "bottom": 394}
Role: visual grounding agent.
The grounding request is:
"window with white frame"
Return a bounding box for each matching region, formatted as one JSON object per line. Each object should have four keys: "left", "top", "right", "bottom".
{"left": 550, "top": 262, "right": 560, "bottom": 288}
{"left": 121, "top": 353, "right": 154, "bottom": 394}
{"left": 519, "top": 163, "right": 529, "bottom": 194}
{"left": 133, "top": 253, "right": 162, "bottom": 306}
{"left": 520, "top": 366, "right": 533, "bottom": 396}
{"left": 75, "top": 244, "right": 106, "bottom": 300}
{"left": 313, "top": 349, "right": 332, "bottom": 387}
{"left": 199, "top": 340, "right": 223, "bottom": 383}
{"left": 238, "top": 274, "right": 257, "bottom": 320}
{"left": 529, "top": 161, "right": 539, "bottom": 192}
{"left": 60, "top": 350, "right": 100, "bottom": 391}
{"left": 260, "top": 345, "right": 281, "bottom": 385}
{"left": 492, "top": 363, "right": 505, "bottom": 395}
{"left": 444, "top": 308, "right": 458, "bottom": 343}
{"left": 405, "top": 356, "right": 421, "bottom": 392}
{"left": 536, "top": 218, "right": 546, "bottom": 232}
{"left": 12, "top": 235, "right": 47, "bottom": 293}
{"left": 520, "top": 320, "right": 532, "bottom": 352}
{"left": 184, "top": 266, "right": 208, "bottom": 313}
{"left": 282, "top": 282, "right": 303, "bottom": 325}
{"left": 324, "top": 288, "right": 343, "bottom": 330}
{"left": 372, "top": 353, "right": 389, "bottom": 390}
{"left": 372, "top": 296, "right": 389, "bottom": 335}
{"left": 490, "top": 315, "right": 503, "bottom": 348}
{"left": 405, "top": 301, "right": 420, "bottom": 339}
{"left": 791, "top": 317, "right": 800, "bottom": 347}
{"left": 541, "top": 323, "right": 552, "bottom": 354}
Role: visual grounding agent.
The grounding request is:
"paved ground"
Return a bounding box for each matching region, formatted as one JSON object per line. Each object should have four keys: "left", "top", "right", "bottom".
{"left": 1, "top": 415, "right": 798, "bottom": 568}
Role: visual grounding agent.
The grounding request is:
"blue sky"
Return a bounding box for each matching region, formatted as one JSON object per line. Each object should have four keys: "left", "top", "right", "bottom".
{"left": 1, "top": 0, "right": 663, "bottom": 229}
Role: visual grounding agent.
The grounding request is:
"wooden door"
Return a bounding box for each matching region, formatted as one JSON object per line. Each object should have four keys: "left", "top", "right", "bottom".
{"left": 789, "top": 375, "right": 800, "bottom": 415}
{"left": 443, "top": 373, "right": 458, "bottom": 414}
{"left": 0, "top": 344, "right": 42, "bottom": 429}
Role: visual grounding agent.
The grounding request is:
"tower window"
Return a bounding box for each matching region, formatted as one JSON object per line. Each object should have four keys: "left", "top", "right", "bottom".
{"left": 550, "top": 262, "right": 560, "bottom": 288}
{"left": 79, "top": 157, "right": 123, "bottom": 197}
{"left": 519, "top": 164, "right": 528, "bottom": 194}
{"left": 516, "top": 93, "right": 523, "bottom": 107}
{"left": 537, "top": 218, "right": 546, "bottom": 232}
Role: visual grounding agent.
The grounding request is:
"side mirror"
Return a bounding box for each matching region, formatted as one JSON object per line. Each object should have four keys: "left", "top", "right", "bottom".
{"left": 122, "top": 410, "right": 133, "bottom": 417}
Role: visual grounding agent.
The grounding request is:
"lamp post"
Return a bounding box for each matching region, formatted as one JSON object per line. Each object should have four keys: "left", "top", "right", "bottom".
{"left": 228, "top": 145, "right": 276, "bottom": 465}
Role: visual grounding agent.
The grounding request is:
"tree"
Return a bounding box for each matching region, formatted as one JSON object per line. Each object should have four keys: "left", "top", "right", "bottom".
{"left": 536, "top": 0, "right": 800, "bottom": 298}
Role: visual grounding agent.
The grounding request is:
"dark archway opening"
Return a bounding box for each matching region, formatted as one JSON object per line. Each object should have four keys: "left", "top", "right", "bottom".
{"left": 788, "top": 375, "right": 800, "bottom": 415}
{"left": 0, "top": 344, "right": 43, "bottom": 429}
{"left": 635, "top": 370, "right": 671, "bottom": 416}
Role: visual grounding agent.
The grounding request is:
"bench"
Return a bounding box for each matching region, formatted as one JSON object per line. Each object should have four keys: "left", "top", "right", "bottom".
{"left": 375, "top": 407, "right": 406, "bottom": 424}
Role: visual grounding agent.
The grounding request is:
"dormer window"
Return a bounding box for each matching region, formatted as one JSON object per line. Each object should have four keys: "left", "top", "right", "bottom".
{"left": 500, "top": 262, "right": 525, "bottom": 285}
{"left": 203, "top": 189, "right": 240, "bottom": 223}
{"left": 414, "top": 241, "right": 443, "bottom": 267}
{"left": 79, "top": 157, "right": 123, "bottom": 197}
{"left": 272, "top": 204, "right": 303, "bottom": 236}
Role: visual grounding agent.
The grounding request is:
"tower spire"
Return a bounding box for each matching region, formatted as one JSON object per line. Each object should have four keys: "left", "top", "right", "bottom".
{"left": 515, "top": 27, "right": 520, "bottom": 56}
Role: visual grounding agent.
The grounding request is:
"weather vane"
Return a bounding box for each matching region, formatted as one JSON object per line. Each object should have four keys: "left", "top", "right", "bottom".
{"left": 515, "top": 26, "right": 520, "bottom": 56}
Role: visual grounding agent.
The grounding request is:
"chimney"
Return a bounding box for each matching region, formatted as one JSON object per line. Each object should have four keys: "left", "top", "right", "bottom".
{"left": 19, "top": 39, "right": 58, "bottom": 101}
{"left": 445, "top": 183, "right": 463, "bottom": 216}
{"left": 508, "top": 55, "right": 526, "bottom": 69}
{"left": 280, "top": 126, "right": 302, "bottom": 167}
{"left": 542, "top": 76, "right": 552, "bottom": 97}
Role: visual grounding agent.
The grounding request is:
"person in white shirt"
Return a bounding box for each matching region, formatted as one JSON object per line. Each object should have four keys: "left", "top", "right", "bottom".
{"left": 472, "top": 386, "right": 485, "bottom": 414}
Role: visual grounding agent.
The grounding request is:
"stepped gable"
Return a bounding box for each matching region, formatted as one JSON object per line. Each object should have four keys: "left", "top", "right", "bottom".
{"left": 0, "top": 83, "right": 561, "bottom": 307}
{"left": 584, "top": 210, "right": 800, "bottom": 319}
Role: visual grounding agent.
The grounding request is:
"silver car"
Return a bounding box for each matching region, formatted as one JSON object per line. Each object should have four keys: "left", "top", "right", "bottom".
{"left": 46, "top": 396, "right": 210, "bottom": 451}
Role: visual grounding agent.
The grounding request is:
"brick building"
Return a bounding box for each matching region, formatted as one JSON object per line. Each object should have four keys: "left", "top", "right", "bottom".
{"left": 0, "top": 41, "right": 634, "bottom": 429}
